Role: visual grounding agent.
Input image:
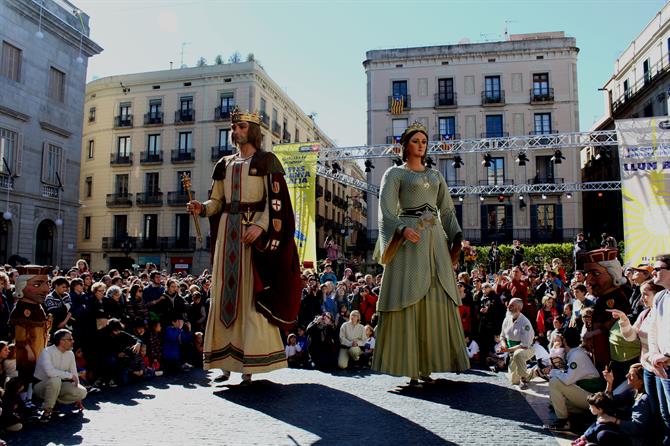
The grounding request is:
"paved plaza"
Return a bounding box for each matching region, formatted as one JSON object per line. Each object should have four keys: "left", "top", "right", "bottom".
{"left": 8, "top": 367, "right": 574, "bottom": 446}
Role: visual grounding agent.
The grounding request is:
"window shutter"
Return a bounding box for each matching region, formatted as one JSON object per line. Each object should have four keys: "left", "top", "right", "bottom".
{"left": 14, "top": 132, "right": 22, "bottom": 176}
{"left": 41, "top": 142, "right": 47, "bottom": 183}
{"left": 556, "top": 204, "right": 563, "bottom": 231}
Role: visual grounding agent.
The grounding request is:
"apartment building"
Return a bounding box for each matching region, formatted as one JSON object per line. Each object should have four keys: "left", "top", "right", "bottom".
{"left": 587, "top": 1, "right": 670, "bottom": 242}
{"left": 364, "top": 32, "right": 581, "bottom": 246}
{"left": 79, "top": 61, "right": 348, "bottom": 273}
{"left": 0, "top": 0, "right": 101, "bottom": 267}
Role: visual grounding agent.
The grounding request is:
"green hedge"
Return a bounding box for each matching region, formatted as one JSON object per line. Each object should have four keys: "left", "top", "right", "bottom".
{"left": 471, "top": 243, "right": 575, "bottom": 273}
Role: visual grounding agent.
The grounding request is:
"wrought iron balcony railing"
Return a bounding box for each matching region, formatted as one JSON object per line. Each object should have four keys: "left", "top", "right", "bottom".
{"left": 171, "top": 149, "right": 195, "bottom": 163}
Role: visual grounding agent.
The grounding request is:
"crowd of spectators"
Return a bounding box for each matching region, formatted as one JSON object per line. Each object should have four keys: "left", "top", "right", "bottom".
{"left": 1, "top": 234, "right": 669, "bottom": 446}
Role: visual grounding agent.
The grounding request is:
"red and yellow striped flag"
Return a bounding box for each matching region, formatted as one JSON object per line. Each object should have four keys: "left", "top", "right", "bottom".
{"left": 390, "top": 95, "right": 404, "bottom": 115}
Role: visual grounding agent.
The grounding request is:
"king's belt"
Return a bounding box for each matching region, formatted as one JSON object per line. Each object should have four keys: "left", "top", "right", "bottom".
{"left": 398, "top": 204, "right": 438, "bottom": 218}
{"left": 223, "top": 200, "right": 264, "bottom": 214}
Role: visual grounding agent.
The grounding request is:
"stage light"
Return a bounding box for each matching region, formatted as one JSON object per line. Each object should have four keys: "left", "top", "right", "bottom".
{"left": 393, "top": 157, "right": 403, "bottom": 166}
{"left": 452, "top": 156, "right": 464, "bottom": 168}
{"left": 364, "top": 160, "right": 375, "bottom": 173}
{"left": 551, "top": 149, "right": 565, "bottom": 164}
{"left": 425, "top": 157, "right": 435, "bottom": 169}
{"left": 482, "top": 153, "right": 493, "bottom": 167}
{"left": 542, "top": 193, "right": 547, "bottom": 200}
{"left": 331, "top": 162, "right": 341, "bottom": 174}
{"left": 515, "top": 151, "right": 529, "bottom": 166}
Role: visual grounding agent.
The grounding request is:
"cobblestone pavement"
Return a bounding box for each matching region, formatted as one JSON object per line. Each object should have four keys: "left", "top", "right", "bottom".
{"left": 8, "top": 368, "right": 566, "bottom": 446}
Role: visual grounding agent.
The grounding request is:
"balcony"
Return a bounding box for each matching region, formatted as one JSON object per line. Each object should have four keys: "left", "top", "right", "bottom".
{"left": 433, "top": 133, "right": 461, "bottom": 142}
{"left": 167, "top": 191, "right": 192, "bottom": 206}
{"left": 214, "top": 106, "right": 234, "bottom": 121}
{"left": 530, "top": 88, "right": 554, "bottom": 104}
{"left": 164, "top": 236, "right": 196, "bottom": 251}
{"left": 481, "top": 90, "right": 505, "bottom": 106}
{"left": 134, "top": 237, "right": 162, "bottom": 251}
{"left": 136, "top": 192, "right": 163, "bottom": 207}
{"left": 528, "top": 131, "right": 559, "bottom": 146}
{"left": 434, "top": 93, "right": 457, "bottom": 108}
{"left": 271, "top": 121, "right": 281, "bottom": 137}
{"left": 211, "top": 145, "right": 234, "bottom": 161}
{"left": 462, "top": 228, "right": 582, "bottom": 245}
{"left": 171, "top": 149, "right": 195, "bottom": 163}
{"left": 106, "top": 193, "right": 133, "bottom": 208}
{"left": 282, "top": 130, "right": 291, "bottom": 143}
{"left": 480, "top": 132, "right": 509, "bottom": 139}
{"left": 41, "top": 184, "right": 59, "bottom": 198}
{"left": 478, "top": 179, "right": 515, "bottom": 186}
{"left": 102, "top": 236, "right": 137, "bottom": 250}
{"left": 110, "top": 153, "right": 133, "bottom": 166}
{"left": 260, "top": 112, "right": 270, "bottom": 128}
{"left": 143, "top": 112, "right": 164, "bottom": 126}
{"left": 0, "top": 175, "right": 14, "bottom": 191}
{"left": 139, "top": 150, "right": 163, "bottom": 165}
{"left": 387, "top": 95, "right": 411, "bottom": 112}
{"left": 114, "top": 115, "right": 133, "bottom": 128}
{"left": 528, "top": 176, "right": 564, "bottom": 185}
{"left": 174, "top": 109, "right": 195, "bottom": 124}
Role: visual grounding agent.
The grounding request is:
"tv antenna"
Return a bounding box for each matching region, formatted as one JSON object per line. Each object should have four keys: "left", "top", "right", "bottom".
{"left": 180, "top": 42, "right": 191, "bottom": 68}
{"left": 504, "top": 20, "right": 516, "bottom": 40}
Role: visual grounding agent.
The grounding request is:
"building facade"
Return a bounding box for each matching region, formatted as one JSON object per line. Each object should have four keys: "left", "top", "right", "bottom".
{"left": 586, "top": 1, "right": 670, "bottom": 243}
{"left": 78, "top": 61, "right": 355, "bottom": 273}
{"left": 364, "top": 32, "right": 581, "bottom": 246}
{"left": 0, "top": 0, "right": 102, "bottom": 268}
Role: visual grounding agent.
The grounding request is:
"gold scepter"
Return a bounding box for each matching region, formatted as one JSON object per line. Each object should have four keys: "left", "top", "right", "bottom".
{"left": 181, "top": 173, "right": 203, "bottom": 243}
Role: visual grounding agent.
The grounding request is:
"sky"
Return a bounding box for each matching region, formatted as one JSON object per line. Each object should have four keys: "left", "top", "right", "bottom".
{"left": 75, "top": 0, "right": 668, "bottom": 147}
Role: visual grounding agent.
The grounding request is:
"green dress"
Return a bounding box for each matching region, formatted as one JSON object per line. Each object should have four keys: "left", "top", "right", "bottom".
{"left": 372, "top": 165, "right": 470, "bottom": 377}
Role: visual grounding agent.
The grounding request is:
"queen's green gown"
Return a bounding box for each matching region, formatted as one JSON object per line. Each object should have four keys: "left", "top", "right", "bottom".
{"left": 372, "top": 165, "right": 470, "bottom": 378}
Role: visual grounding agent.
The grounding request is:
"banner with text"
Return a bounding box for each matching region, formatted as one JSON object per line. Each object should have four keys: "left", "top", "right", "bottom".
{"left": 273, "top": 142, "right": 319, "bottom": 267}
{"left": 616, "top": 117, "right": 670, "bottom": 266}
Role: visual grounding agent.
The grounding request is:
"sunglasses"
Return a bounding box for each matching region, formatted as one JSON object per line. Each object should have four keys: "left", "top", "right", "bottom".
{"left": 654, "top": 266, "right": 670, "bottom": 272}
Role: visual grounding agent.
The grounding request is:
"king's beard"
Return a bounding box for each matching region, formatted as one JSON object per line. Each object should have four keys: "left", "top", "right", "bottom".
{"left": 232, "top": 135, "right": 248, "bottom": 146}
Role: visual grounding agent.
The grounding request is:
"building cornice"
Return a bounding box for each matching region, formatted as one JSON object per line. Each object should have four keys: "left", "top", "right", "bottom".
{"left": 40, "top": 121, "right": 71, "bottom": 138}
{"left": 7, "top": 0, "right": 102, "bottom": 57}
{"left": 0, "top": 104, "right": 30, "bottom": 122}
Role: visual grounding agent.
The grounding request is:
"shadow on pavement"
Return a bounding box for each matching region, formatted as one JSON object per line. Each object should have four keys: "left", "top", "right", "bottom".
{"left": 6, "top": 369, "right": 211, "bottom": 446}
{"left": 215, "top": 380, "right": 457, "bottom": 445}
{"left": 388, "top": 378, "right": 545, "bottom": 426}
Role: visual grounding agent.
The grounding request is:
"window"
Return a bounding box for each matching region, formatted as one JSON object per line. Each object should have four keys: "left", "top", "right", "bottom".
{"left": 149, "top": 99, "right": 161, "bottom": 115}
{"left": 147, "top": 134, "right": 160, "bottom": 155}
{"left": 144, "top": 214, "right": 157, "bottom": 242}
{"left": 533, "top": 113, "right": 552, "bottom": 134}
{"left": 175, "top": 214, "right": 190, "bottom": 242}
{"left": 145, "top": 172, "right": 159, "bottom": 194}
{"left": 177, "top": 171, "right": 190, "bottom": 192}
{"left": 117, "top": 136, "right": 131, "bottom": 156}
{"left": 260, "top": 97, "right": 267, "bottom": 114}
{"left": 115, "top": 174, "right": 129, "bottom": 195}
{"left": 218, "top": 129, "right": 230, "bottom": 149}
{"left": 535, "top": 155, "right": 554, "bottom": 183}
{"left": 532, "top": 73, "right": 549, "bottom": 96}
{"left": 295, "top": 127, "right": 300, "bottom": 143}
{"left": 272, "top": 108, "right": 278, "bottom": 123}
{"left": 87, "top": 140, "right": 94, "bottom": 159}
{"left": 438, "top": 159, "right": 458, "bottom": 184}
{"left": 219, "top": 92, "right": 235, "bottom": 112}
{"left": 0, "top": 127, "right": 17, "bottom": 175}
{"left": 85, "top": 176, "right": 92, "bottom": 198}
{"left": 485, "top": 115, "right": 503, "bottom": 138}
{"left": 119, "top": 103, "right": 131, "bottom": 119}
{"left": 178, "top": 131, "right": 192, "bottom": 152}
{"left": 180, "top": 96, "right": 193, "bottom": 112}
{"left": 392, "top": 80, "right": 409, "bottom": 107}
{"left": 113, "top": 214, "right": 127, "bottom": 238}
{"left": 392, "top": 119, "right": 408, "bottom": 142}
{"left": 643, "top": 59, "right": 650, "bottom": 85}
{"left": 1, "top": 41, "right": 22, "bottom": 82}
{"left": 484, "top": 76, "right": 501, "bottom": 100}
{"left": 48, "top": 67, "right": 65, "bottom": 102}
{"left": 623, "top": 79, "right": 630, "bottom": 99}
{"left": 437, "top": 78, "right": 454, "bottom": 105}
{"left": 644, "top": 102, "right": 654, "bottom": 117}
{"left": 487, "top": 157, "right": 505, "bottom": 185}
{"left": 536, "top": 204, "right": 555, "bottom": 231}
{"left": 487, "top": 205, "right": 508, "bottom": 230}
{"left": 84, "top": 216, "right": 91, "bottom": 239}
{"left": 88, "top": 107, "right": 96, "bottom": 123}
{"left": 438, "top": 116, "right": 456, "bottom": 139}
{"left": 41, "top": 143, "right": 62, "bottom": 185}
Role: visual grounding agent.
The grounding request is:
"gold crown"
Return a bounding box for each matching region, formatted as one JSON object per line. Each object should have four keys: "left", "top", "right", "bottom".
{"left": 400, "top": 121, "right": 428, "bottom": 143}
{"left": 231, "top": 108, "right": 261, "bottom": 125}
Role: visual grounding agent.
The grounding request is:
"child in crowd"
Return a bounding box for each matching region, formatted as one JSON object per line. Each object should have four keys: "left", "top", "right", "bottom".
{"left": 487, "top": 334, "right": 508, "bottom": 372}
{"left": 465, "top": 332, "right": 480, "bottom": 362}
{"left": 295, "top": 326, "right": 308, "bottom": 353}
{"left": 162, "top": 318, "right": 193, "bottom": 373}
{"left": 285, "top": 333, "right": 303, "bottom": 368}
{"left": 571, "top": 392, "right": 621, "bottom": 446}
{"left": 2, "top": 343, "right": 17, "bottom": 383}
{"left": 361, "top": 324, "right": 375, "bottom": 366}
{"left": 148, "top": 320, "right": 163, "bottom": 373}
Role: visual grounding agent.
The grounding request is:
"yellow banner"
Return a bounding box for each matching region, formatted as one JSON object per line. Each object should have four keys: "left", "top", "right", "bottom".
{"left": 273, "top": 142, "right": 318, "bottom": 267}
{"left": 616, "top": 117, "right": 670, "bottom": 266}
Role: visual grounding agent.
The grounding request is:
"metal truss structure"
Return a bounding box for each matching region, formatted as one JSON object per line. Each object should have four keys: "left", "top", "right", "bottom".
{"left": 312, "top": 130, "right": 626, "bottom": 197}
